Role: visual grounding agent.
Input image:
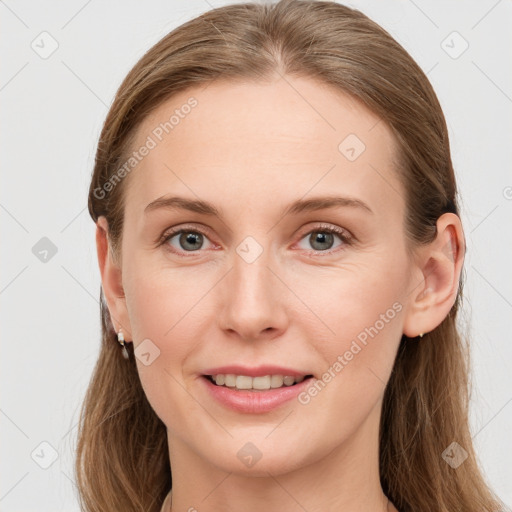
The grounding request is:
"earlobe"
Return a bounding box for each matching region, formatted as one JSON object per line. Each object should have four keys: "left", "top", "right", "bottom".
{"left": 95, "top": 216, "right": 133, "bottom": 342}
{"left": 402, "top": 213, "right": 465, "bottom": 338}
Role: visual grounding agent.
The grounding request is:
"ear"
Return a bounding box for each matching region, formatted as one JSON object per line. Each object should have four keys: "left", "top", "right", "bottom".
{"left": 96, "top": 216, "right": 133, "bottom": 342}
{"left": 402, "top": 212, "right": 466, "bottom": 338}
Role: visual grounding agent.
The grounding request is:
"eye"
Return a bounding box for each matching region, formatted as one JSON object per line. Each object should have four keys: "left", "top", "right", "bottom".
{"left": 159, "top": 227, "right": 216, "bottom": 255}
{"left": 158, "top": 223, "right": 352, "bottom": 257}
{"left": 295, "top": 224, "right": 352, "bottom": 253}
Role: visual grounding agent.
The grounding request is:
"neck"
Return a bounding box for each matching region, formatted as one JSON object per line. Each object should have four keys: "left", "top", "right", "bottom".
{"left": 166, "top": 400, "right": 396, "bottom": 512}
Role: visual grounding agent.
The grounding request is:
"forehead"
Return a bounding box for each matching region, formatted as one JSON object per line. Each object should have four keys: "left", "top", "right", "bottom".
{"left": 123, "top": 76, "right": 404, "bottom": 222}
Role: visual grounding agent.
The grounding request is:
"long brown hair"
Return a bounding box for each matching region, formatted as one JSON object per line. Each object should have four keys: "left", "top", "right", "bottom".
{"left": 77, "top": 1, "right": 506, "bottom": 510}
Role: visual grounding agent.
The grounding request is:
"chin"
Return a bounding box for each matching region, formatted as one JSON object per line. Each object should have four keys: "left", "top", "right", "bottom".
{"left": 202, "top": 437, "right": 316, "bottom": 478}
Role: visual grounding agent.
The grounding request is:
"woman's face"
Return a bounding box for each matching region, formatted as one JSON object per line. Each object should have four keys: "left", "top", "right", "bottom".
{"left": 103, "top": 75, "right": 422, "bottom": 475}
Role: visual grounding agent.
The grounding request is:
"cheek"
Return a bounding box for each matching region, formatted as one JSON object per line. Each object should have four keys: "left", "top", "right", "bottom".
{"left": 289, "top": 257, "right": 405, "bottom": 345}
{"left": 122, "top": 263, "right": 214, "bottom": 410}
{"left": 294, "top": 258, "right": 405, "bottom": 397}
{"left": 294, "top": 278, "right": 404, "bottom": 446}
{"left": 124, "top": 279, "right": 192, "bottom": 428}
{"left": 124, "top": 258, "right": 211, "bottom": 342}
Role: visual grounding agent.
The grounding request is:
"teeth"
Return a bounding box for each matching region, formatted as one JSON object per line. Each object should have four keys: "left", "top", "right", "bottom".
{"left": 211, "top": 374, "right": 307, "bottom": 391}
{"left": 224, "top": 374, "right": 236, "bottom": 387}
{"left": 270, "top": 375, "right": 283, "bottom": 388}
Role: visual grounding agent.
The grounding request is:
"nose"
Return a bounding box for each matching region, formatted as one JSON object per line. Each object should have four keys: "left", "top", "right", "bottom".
{"left": 217, "top": 247, "right": 289, "bottom": 342}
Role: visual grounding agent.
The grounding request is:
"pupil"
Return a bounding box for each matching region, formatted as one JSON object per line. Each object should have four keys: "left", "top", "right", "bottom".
{"left": 180, "top": 232, "right": 202, "bottom": 251}
{"left": 310, "top": 232, "right": 333, "bottom": 251}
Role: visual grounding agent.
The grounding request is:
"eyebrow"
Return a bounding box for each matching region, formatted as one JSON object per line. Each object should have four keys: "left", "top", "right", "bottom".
{"left": 143, "top": 195, "right": 373, "bottom": 218}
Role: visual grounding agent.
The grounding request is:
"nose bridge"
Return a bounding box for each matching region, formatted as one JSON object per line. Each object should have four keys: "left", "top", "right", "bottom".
{"left": 218, "top": 234, "right": 287, "bottom": 339}
{"left": 233, "top": 247, "right": 270, "bottom": 297}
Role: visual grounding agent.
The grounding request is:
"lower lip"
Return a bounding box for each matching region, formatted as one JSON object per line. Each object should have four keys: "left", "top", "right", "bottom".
{"left": 201, "top": 376, "right": 313, "bottom": 414}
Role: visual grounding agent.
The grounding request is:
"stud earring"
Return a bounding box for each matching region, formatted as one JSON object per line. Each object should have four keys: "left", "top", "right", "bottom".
{"left": 117, "top": 328, "right": 129, "bottom": 359}
{"left": 418, "top": 332, "right": 424, "bottom": 338}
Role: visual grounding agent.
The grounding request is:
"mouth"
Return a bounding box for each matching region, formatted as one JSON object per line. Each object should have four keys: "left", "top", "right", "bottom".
{"left": 203, "top": 374, "right": 315, "bottom": 392}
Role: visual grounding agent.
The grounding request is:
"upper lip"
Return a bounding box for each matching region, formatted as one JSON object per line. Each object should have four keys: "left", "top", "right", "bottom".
{"left": 201, "top": 365, "right": 313, "bottom": 378}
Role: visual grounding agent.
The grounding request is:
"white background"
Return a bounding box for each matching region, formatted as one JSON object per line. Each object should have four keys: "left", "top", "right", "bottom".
{"left": 1, "top": 0, "right": 511, "bottom": 510}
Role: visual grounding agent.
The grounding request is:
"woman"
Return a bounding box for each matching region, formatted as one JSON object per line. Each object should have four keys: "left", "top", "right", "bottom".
{"left": 76, "top": 1, "right": 507, "bottom": 511}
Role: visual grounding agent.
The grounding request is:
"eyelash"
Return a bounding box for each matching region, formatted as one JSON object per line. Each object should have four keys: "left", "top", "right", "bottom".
{"left": 157, "top": 223, "right": 353, "bottom": 257}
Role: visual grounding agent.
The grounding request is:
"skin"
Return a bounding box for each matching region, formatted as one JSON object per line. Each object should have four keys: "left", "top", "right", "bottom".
{"left": 96, "top": 75, "right": 465, "bottom": 512}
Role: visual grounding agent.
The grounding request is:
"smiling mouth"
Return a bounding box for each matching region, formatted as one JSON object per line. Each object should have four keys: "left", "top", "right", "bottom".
{"left": 203, "top": 374, "right": 314, "bottom": 391}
